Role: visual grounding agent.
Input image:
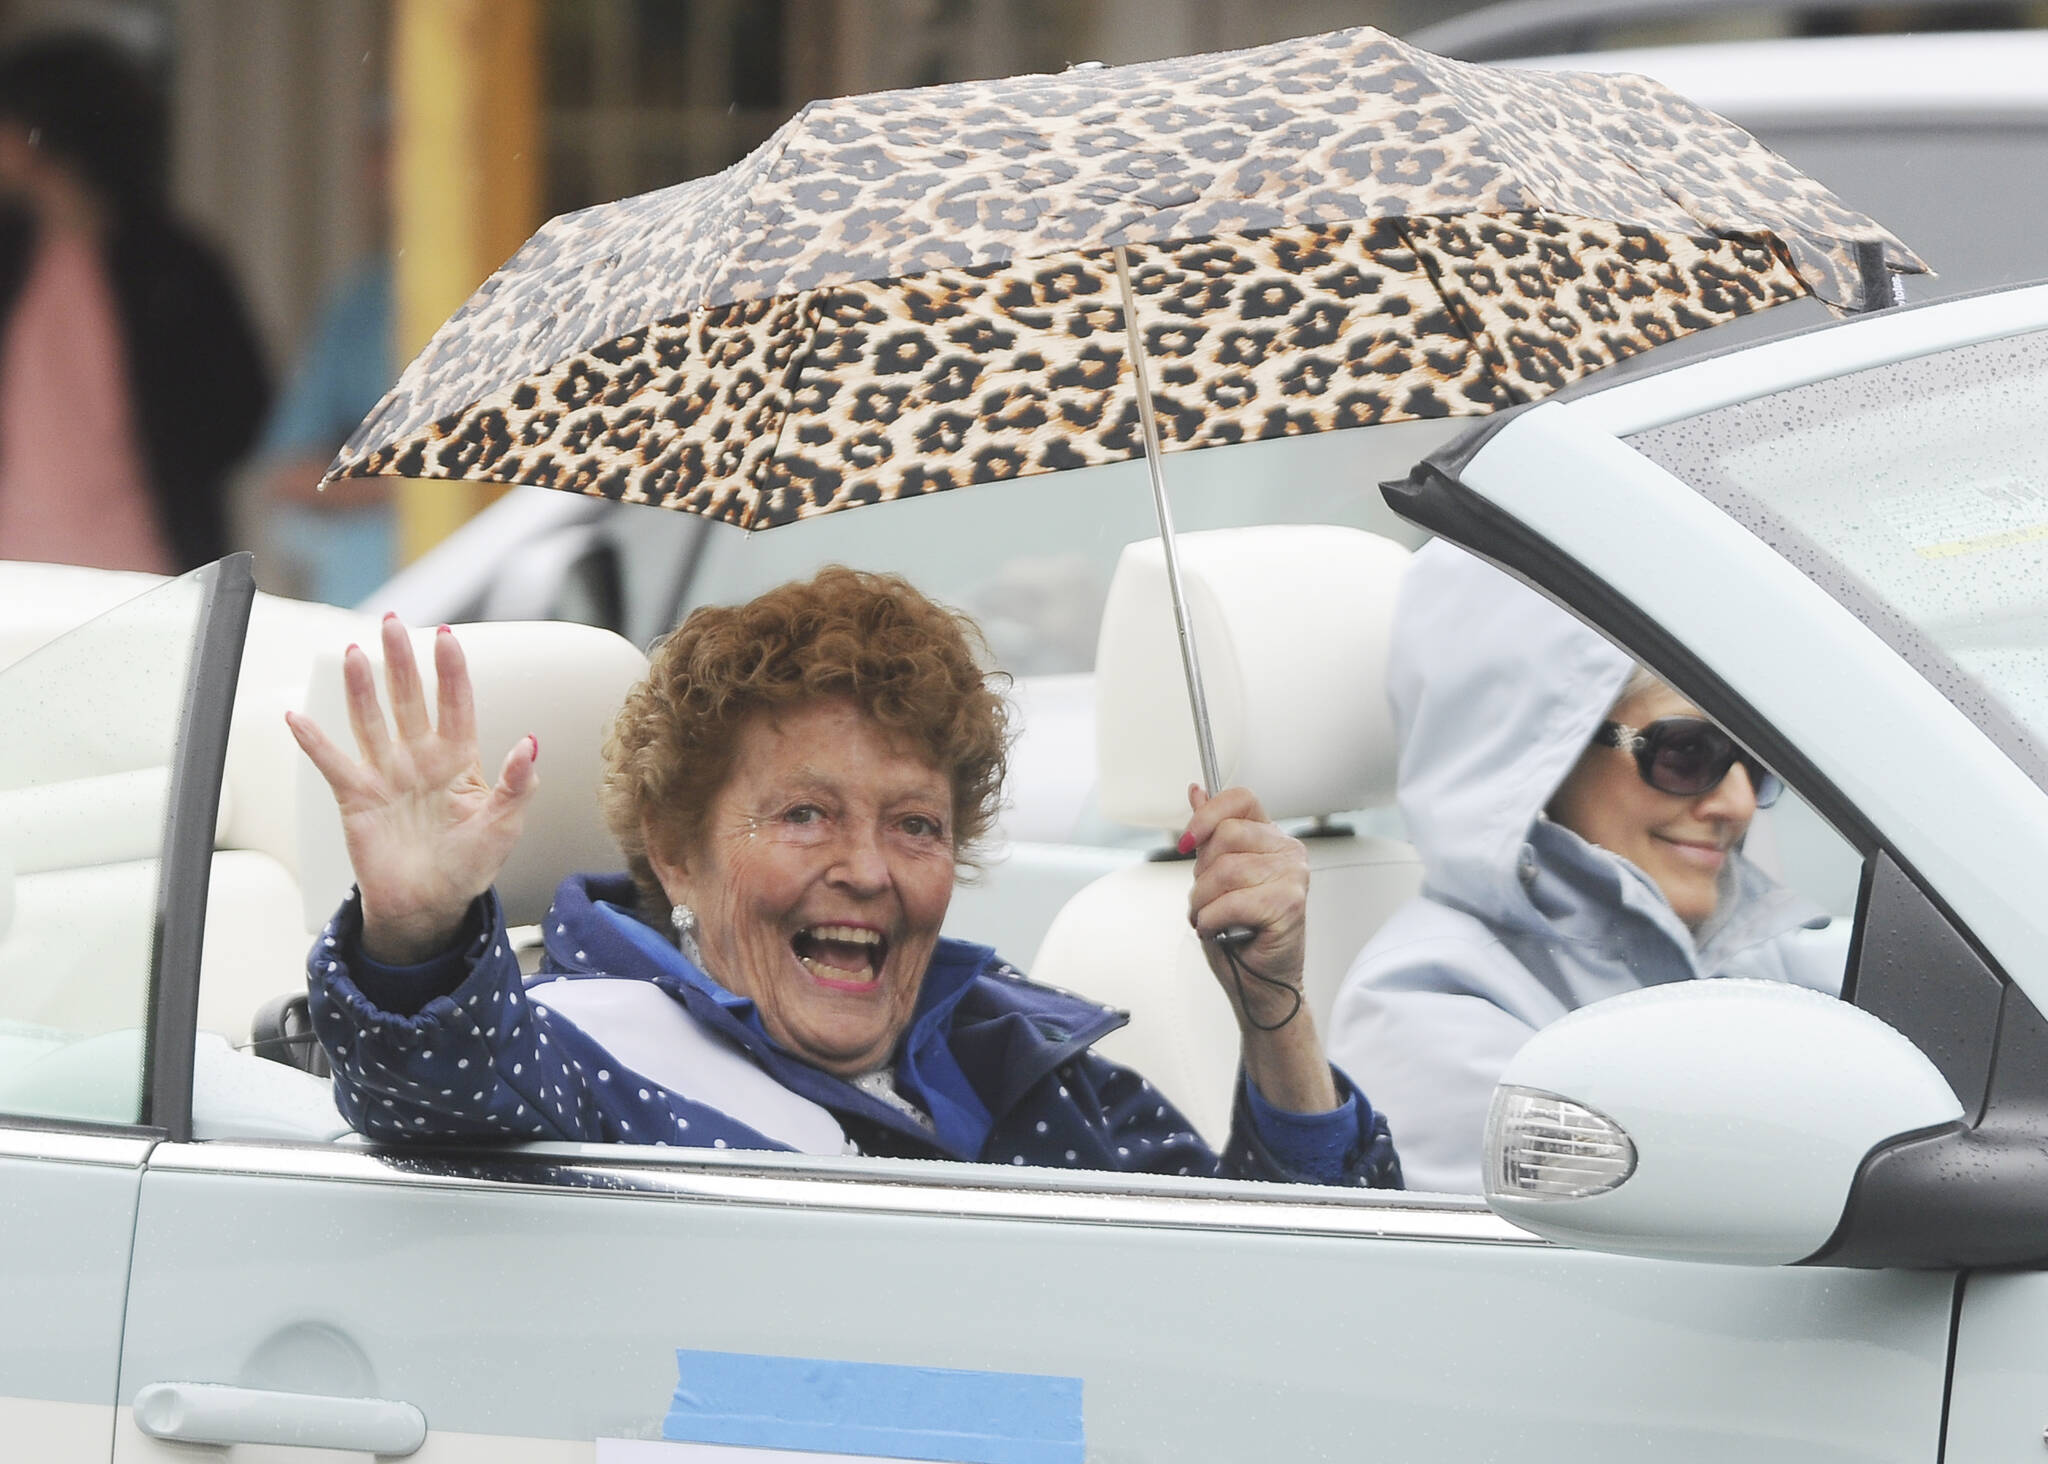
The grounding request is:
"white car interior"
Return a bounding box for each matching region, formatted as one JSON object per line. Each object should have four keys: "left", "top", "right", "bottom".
{"left": 0, "top": 562, "right": 660, "bottom": 1136}
{"left": 3, "top": 519, "right": 1861, "bottom": 1167}
{"left": 0, "top": 565, "right": 234, "bottom": 1122}
{"left": 1032, "top": 525, "right": 1423, "bottom": 1145}
{"left": 3, "top": 526, "right": 1446, "bottom": 1159}
{"left": 289, "top": 620, "right": 652, "bottom": 942}
{"left": 213, "top": 615, "right": 652, "bottom": 1131}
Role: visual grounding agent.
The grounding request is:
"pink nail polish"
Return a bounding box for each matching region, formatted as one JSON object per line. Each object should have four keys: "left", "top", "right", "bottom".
{"left": 1177, "top": 831, "right": 1196, "bottom": 856}
{"left": 528, "top": 734, "right": 540, "bottom": 761}
{"left": 383, "top": 610, "right": 398, "bottom": 622}
{"left": 437, "top": 624, "right": 452, "bottom": 635}
{"left": 345, "top": 643, "right": 360, "bottom": 656}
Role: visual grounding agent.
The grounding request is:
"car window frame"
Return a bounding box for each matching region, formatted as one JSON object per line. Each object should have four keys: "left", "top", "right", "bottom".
{"left": 1388, "top": 428, "right": 2048, "bottom": 1259}
{"left": 143, "top": 554, "right": 255, "bottom": 1142}
{"left": 0, "top": 553, "right": 253, "bottom": 1143}
{"left": 149, "top": 1132, "right": 1528, "bottom": 1237}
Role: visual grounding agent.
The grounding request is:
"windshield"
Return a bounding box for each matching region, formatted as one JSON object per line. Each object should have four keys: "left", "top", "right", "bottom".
{"left": 1626, "top": 326, "right": 2048, "bottom": 792}
{"left": 0, "top": 568, "right": 209, "bottom": 1125}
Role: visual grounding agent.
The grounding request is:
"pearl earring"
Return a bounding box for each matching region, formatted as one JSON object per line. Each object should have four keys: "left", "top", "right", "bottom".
{"left": 670, "top": 902, "right": 703, "bottom": 967}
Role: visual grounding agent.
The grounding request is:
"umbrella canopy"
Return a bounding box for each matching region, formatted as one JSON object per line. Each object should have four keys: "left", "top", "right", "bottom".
{"left": 327, "top": 26, "right": 1923, "bottom": 529}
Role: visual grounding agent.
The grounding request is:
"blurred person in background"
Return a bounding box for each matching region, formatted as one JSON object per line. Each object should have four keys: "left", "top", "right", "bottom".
{"left": 0, "top": 30, "right": 269, "bottom": 573}
{"left": 252, "top": 105, "right": 394, "bottom": 608}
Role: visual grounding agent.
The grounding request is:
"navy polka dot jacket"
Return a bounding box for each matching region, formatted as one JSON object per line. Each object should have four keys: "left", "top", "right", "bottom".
{"left": 307, "top": 873, "right": 1402, "bottom": 1188}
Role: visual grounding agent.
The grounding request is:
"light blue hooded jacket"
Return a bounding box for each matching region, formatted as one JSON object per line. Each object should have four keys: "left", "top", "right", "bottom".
{"left": 1326, "top": 541, "right": 1844, "bottom": 1194}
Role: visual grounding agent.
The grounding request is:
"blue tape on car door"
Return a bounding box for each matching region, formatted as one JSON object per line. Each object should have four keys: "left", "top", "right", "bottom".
{"left": 661, "top": 1348, "right": 1084, "bottom": 1464}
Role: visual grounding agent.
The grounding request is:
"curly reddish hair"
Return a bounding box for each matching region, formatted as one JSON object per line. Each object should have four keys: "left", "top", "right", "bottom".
{"left": 603, "top": 566, "right": 1012, "bottom": 912}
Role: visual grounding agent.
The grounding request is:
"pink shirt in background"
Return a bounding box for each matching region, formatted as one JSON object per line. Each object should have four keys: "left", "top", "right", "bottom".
{"left": 0, "top": 228, "right": 174, "bottom": 574}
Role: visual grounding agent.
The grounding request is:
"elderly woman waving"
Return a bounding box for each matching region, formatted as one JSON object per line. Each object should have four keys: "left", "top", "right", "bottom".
{"left": 289, "top": 568, "right": 1400, "bottom": 1186}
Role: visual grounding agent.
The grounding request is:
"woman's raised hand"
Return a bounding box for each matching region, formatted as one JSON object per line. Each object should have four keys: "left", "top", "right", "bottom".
{"left": 1181, "top": 784, "right": 1339, "bottom": 1115}
{"left": 286, "top": 614, "right": 539, "bottom": 964}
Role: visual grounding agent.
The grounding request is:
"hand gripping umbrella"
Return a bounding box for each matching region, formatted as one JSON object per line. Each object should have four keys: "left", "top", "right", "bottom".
{"left": 327, "top": 24, "right": 1923, "bottom": 812}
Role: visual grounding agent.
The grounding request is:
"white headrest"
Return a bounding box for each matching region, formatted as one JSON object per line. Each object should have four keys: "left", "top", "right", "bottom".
{"left": 0, "top": 768, "right": 185, "bottom": 873}
{"left": 1094, "top": 525, "right": 1411, "bottom": 831}
{"left": 0, "top": 564, "right": 379, "bottom": 878}
{"left": 295, "top": 621, "right": 650, "bottom": 930}
{"left": 220, "top": 591, "right": 379, "bottom": 872}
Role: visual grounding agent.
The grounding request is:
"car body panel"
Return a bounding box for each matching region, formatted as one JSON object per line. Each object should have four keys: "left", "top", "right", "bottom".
{"left": 0, "top": 1131, "right": 152, "bottom": 1460}
{"left": 112, "top": 1143, "right": 1953, "bottom": 1463}
{"left": 1946, "top": 1271, "right": 2048, "bottom": 1464}
{"left": 1, "top": 559, "right": 250, "bottom": 1459}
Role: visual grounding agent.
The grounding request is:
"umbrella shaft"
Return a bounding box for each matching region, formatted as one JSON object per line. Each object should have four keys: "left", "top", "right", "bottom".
{"left": 1113, "top": 244, "right": 1224, "bottom": 796}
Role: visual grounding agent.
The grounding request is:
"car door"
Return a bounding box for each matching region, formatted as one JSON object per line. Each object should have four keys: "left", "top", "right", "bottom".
{"left": 111, "top": 1143, "right": 1954, "bottom": 1462}
{"left": 0, "top": 556, "right": 253, "bottom": 1461}
{"left": 109, "top": 565, "right": 1961, "bottom": 1449}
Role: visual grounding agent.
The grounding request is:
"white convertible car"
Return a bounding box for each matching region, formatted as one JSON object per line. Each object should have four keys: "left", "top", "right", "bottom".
{"left": 7, "top": 278, "right": 2048, "bottom": 1461}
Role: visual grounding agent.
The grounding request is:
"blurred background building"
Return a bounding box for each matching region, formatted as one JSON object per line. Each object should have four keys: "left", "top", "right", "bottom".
{"left": 0, "top": 0, "right": 2039, "bottom": 596}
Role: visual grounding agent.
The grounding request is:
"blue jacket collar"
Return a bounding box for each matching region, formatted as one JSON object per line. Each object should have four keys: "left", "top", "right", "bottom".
{"left": 538, "top": 873, "right": 1123, "bottom": 1160}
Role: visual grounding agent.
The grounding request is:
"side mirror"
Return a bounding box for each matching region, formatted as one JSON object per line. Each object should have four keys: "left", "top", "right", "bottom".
{"left": 1483, "top": 980, "right": 1962, "bottom": 1265}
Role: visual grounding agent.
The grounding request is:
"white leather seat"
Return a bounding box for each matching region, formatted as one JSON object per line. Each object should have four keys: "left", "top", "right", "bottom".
{"left": 221, "top": 613, "right": 649, "bottom": 1044}
{"left": 1029, "top": 526, "right": 1422, "bottom": 1146}
{"left": 292, "top": 620, "right": 649, "bottom": 934}
{"left": 0, "top": 560, "right": 647, "bottom": 1139}
{"left": 0, "top": 571, "right": 351, "bottom": 1041}
{"left": 208, "top": 608, "right": 645, "bottom": 1126}
{"left": 198, "top": 590, "right": 379, "bottom": 1040}
{"left": 205, "top": 603, "right": 648, "bottom": 1038}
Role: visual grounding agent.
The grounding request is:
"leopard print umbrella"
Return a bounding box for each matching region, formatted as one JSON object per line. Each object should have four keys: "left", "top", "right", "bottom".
{"left": 326, "top": 25, "right": 1925, "bottom": 529}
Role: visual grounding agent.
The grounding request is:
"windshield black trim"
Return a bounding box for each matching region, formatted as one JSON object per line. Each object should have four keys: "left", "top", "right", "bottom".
{"left": 143, "top": 554, "right": 255, "bottom": 1144}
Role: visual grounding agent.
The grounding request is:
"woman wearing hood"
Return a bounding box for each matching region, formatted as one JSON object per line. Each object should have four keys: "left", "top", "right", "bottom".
{"left": 1326, "top": 541, "right": 1844, "bottom": 1194}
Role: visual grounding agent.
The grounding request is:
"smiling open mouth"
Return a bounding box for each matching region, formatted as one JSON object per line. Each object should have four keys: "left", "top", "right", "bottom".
{"left": 791, "top": 924, "right": 887, "bottom": 987}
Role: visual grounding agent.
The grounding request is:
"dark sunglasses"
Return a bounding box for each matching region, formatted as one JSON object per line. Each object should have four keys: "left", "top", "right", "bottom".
{"left": 1595, "top": 717, "right": 1783, "bottom": 808}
